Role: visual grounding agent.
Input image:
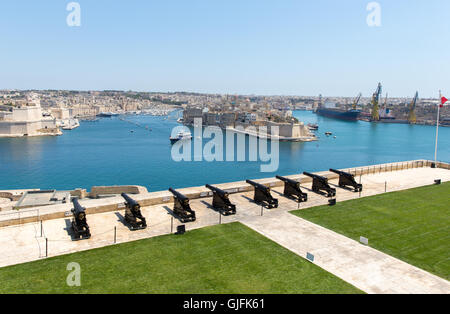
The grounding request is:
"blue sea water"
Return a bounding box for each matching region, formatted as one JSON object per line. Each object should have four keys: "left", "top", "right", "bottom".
{"left": 0, "top": 111, "right": 448, "bottom": 192}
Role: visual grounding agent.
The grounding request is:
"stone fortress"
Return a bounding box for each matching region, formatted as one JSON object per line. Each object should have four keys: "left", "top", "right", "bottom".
{"left": 0, "top": 93, "right": 61, "bottom": 137}
{"left": 182, "top": 107, "right": 316, "bottom": 142}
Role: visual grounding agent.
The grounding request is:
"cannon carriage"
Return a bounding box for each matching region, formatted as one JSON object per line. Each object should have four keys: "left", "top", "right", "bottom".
{"left": 169, "top": 188, "right": 196, "bottom": 223}
{"left": 276, "top": 176, "right": 308, "bottom": 203}
{"left": 121, "top": 193, "right": 147, "bottom": 230}
{"left": 329, "top": 169, "right": 363, "bottom": 192}
{"left": 246, "top": 180, "right": 278, "bottom": 209}
{"left": 71, "top": 198, "right": 91, "bottom": 240}
{"left": 303, "top": 172, "right": 336, "bottom": 197}
{"left": 205, "top": 184, "right": 236, "bottom": 216}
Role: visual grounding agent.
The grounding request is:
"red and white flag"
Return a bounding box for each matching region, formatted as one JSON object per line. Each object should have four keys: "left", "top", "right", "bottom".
{"left": 441, "top": 96, "right": 448, "bottom": 108}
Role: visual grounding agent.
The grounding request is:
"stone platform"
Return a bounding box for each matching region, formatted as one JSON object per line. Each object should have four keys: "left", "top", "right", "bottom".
{"left": 0, "top": 161, "right": 449, "bottom": 294}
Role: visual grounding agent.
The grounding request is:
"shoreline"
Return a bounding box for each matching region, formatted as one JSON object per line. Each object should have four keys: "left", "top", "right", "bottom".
{"left": 226, "top": 126, "right": 318, "bottom": 142}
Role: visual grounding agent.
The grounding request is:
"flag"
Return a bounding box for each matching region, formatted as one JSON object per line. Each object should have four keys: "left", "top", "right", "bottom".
{"left": 441, "top": 96, "right": 448, "bottom": 108}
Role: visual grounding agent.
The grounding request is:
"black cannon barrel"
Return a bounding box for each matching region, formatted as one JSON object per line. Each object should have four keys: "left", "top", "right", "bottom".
{"left": 205, "top": 184, "right": 228, "bottom": 197}
{"left": 330, "top": 169, "right": 352, "bottom": 177}
{"left": 246, "top": 180, "right": 270, "bottom": 192}
{"left": 169, "top": 188, "right": 189, "bottom": 202}
{"left": 276, "top": 175, "right": 299, "bottom": 186}
{"left": 121, "top": 193, "right": 139, "bottom": 207}
{"left": 330, "top": 168, "right": 361, "bottom": 192}
{"left": 303, "top": 172, "right": 328, "bottom": 181}
{"left": 72, "top": 198, "right": 86, "bottom": 215}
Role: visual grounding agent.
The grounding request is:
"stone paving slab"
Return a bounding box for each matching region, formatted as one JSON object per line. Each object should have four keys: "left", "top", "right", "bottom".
{"left": 240, "top": 212, "right": 450, "bottom": 294}
{"left": 0, "top": 167, "right": 449, "bottom": 294}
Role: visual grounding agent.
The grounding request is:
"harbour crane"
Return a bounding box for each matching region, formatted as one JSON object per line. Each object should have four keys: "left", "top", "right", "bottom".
{"left": 352, "top": 93, "right": 362, "bottom": 110}
{"left": 408, "top": 92, "right": 419, "bottom": 124}
{"left": 371, "top": 83, "right": 382, "bottom": 121}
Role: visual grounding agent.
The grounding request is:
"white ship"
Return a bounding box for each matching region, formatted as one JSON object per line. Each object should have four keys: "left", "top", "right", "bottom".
{"left": 170, "top": 131, "right": 192, "bottom": 144}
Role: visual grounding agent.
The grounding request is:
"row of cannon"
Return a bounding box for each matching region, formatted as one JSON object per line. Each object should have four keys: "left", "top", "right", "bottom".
{"left": 70, "top": 169, "right": 363, "bottom": 240}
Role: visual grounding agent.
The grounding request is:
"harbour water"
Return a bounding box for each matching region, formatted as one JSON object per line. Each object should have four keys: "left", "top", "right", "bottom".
{"left": 0, "top": 111, "right": 448, "bottom": 191}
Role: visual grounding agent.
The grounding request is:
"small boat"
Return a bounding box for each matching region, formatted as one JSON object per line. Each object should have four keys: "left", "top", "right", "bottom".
{"left": 97, "top": 112, "right": 119, "bottom": 118}
{"left": 325, "top": 132, "right": 333, "bottom": 136}
{"left": 170, "top": 131, "right": 192, "bottom": 144}
{"left": 307, "top": 123, "right": 319, "bottom": 131}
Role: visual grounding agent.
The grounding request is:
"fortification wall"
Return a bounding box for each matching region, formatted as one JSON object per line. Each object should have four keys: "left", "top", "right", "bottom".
{"left": 0, "top": 159, "right": 446, "bottom": 228}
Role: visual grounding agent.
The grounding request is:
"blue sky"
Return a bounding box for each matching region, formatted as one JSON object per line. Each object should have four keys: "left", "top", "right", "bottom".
{"left": 0, "top": 0, "right": 449, "bottom": 97}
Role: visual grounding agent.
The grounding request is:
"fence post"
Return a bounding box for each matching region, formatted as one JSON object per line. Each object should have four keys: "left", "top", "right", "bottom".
{"left": 45, "top": 238, "right": 48, "bottom": 258}
{"left": 40, "top": 220, "right": 43, "bottom": 238}
{"left": 171, "top": 217, "right": 174, "bottom": 234}
{"left": 219, "top": 212, "right": 222, "bottom": 225}
{"left": 114, "top": 226, "right": 117, "bottom": 244}
{"left": 261, "top": 205, "right": 264, "bottom": 217}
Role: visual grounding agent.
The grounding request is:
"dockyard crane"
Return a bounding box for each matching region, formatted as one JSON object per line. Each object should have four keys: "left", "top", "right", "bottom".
{"left": 408, "top": 91, "right": 419, "bottom": 124}
{"left": 352, "top": 93, "right": 362, "bottom": 110}
{"left": 371, "top": 83, "right": 382, "bottom": 121}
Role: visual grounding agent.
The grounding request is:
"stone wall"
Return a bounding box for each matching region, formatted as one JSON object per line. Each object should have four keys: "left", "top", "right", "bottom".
{"left": 0, "top": 160, "right": 447, "bottom": 228}
{"left": 89, "top": 185, "right": 149, "bottom": 198}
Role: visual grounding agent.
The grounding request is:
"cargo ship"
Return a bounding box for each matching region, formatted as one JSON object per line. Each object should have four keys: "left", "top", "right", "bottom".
{"left": 315, "top": 108, "right": 361, "bottom": 121}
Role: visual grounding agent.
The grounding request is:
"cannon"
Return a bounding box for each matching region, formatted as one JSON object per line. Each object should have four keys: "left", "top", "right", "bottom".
{"left": 330, "top": 169, "right": 363, "bottom": 192}
{"left": 246, "top": 180, "right": 278, "bottom": 209}
{"left": 121, "top": 193, "right": 147, "bottom": 230}
{"left": 205, "top": 184, "right": 237, "bottom": 216}
{"left": 303, "top": 172, "right": 336, "bottom": 197}
{"left": 71, "top": 198, "right": 91, "bottom": 240}
{"left": 276, "top": 176, "right": 308, "bottom": 202}
{"left": 168, "top": 188, "right": 196, "bottom": 223}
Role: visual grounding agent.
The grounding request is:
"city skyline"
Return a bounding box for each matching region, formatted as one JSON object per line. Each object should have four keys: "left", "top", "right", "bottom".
{"left": 1, "top": 1, "right": 449, "bottom": 98}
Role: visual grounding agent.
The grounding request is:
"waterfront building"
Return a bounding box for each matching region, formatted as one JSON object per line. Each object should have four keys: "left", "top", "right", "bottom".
{"left": 183, "top": 108, "right": 203, "bottom": 125}
{"left": 266, "top": 121, "right": 313, "bottom": 139}
{"left": 0, "top": 103, "right": 60, "bottom": 137}
{"left": 220, "top": 112, "right": 236, "bottom": 128}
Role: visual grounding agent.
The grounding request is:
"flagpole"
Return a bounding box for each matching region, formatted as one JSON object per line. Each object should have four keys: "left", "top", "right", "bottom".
{"left": 434, "top": 90, "right": 441, "bottom": 163}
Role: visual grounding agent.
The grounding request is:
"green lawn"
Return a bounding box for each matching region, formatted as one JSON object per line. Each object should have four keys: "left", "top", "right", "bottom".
{"left": 0, "top": 222, "right": 361, "bottom": 294}
{"left": 292, "top": 182, "right": 450, "bottom": 280}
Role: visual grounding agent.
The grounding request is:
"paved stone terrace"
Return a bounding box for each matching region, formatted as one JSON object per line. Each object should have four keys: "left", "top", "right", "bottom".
{"left": 0, "top": 166, "right": 449, "bottom": 294}
{"left": 241, "top": 212, "right": 450, "bottom": 294}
